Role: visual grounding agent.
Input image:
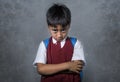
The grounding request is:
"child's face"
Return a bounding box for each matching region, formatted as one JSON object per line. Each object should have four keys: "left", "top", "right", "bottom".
{"left": 48, "top": 25, "right": 69, "bottom": 42}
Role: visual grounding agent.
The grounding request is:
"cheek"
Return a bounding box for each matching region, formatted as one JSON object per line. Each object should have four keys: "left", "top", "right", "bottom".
{"left": 60, "top": 34, "right": 67, "bottom": 40}
{"left": 51, "top": 33, "right": 56, "bottom": 37}
{"left": 62, "top": 33, "right": 67, "bottom": 38}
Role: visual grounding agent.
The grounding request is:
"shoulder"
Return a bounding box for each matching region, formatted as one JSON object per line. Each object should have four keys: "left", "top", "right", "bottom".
{"left": 38, "top": 41, "right": 46, "bottom": 48}
{"left": 75, "top": 39, "right": 84, "bottom": 49}
{"left": 37, "top": 38, "right": 50, "bottom": 48}
{"left": 43, "top": 37, "right": 51, "bottom": 48}
{"left": 69, "top": 37, "right": 77, "bottom": 41}
{"left": 68, "top": 37, "right": 77, "bottom": 47}
{"left": 69, "top": 37, "right": 83, "bottom": 47}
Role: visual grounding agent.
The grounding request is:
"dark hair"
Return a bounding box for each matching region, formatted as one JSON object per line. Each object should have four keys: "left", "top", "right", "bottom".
{"left": 46, "top": 3, "right": 71, "bottom": 28}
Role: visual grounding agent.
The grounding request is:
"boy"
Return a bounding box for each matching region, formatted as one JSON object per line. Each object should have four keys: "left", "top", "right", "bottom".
{"left": 33, "top": 3, "right": 85, "bottom": 82}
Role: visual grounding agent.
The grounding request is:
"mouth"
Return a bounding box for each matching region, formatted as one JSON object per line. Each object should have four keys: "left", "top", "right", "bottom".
{"left": 57, "top": 38, "right": 63, "bottom": 41}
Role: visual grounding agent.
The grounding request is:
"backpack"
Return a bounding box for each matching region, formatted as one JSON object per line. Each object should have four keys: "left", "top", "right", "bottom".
{"left": 43, "top": 37, "right": 83, "bottom": 79}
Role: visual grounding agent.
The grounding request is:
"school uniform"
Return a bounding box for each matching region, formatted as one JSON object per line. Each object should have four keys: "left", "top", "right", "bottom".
{"left": 33, "top": 37, "right": 85, "bottom": 82}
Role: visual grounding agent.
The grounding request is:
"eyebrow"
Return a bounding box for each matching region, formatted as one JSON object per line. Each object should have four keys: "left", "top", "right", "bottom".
{"left": 51, "top": 28, "right": 66, "bottom": 30}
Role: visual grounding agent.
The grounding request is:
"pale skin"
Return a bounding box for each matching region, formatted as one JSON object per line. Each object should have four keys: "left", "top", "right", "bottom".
{"left": 37, "top": 25, "right": 84, "bottom": 75}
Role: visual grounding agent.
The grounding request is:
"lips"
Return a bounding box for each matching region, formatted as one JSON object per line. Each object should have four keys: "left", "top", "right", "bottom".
{"left": 57, "top": 38, "right": 63, "bottom": 41}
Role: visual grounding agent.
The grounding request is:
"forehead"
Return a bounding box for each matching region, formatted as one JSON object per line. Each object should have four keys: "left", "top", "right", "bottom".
{"left": 49, "top": 25, "right": 69, "bottom": 29}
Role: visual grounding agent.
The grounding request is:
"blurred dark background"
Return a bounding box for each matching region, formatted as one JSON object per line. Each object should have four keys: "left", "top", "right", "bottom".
{"left": 0, "top": 0, "right": 120, "bottom": 82}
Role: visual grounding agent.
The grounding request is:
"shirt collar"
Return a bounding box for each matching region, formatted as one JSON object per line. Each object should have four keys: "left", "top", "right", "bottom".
{"left": 52, "top": 37, "right": 67, "bottom": 44}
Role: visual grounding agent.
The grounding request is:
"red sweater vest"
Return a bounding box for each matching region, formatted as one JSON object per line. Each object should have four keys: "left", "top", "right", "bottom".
{"left": 41, "top": 37, "right": 81, "bottom": 82}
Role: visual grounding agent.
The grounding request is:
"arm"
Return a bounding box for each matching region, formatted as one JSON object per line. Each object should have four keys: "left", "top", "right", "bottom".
{"left": 37, "top": 60, "right": 83, "bottom": 75}
{"left": 72, "top": 40, "right": 86, "bottom": 65}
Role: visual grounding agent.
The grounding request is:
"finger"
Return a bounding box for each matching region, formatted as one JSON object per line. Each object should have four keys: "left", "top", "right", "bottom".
{"left": 79, "top": 66, "right": 83, "bottom": 70}
{"left": 73, "top": 60, "right": 82, "bottom": 64}
{"left": 74, "top": 70, "right": 80, "bottom": 74}
{"left": 78, "top": 64, "right": 83, "bottom": 67}
{"left": 77, "top": 66, "right": 83, "bottom": 71}
{"left": 78, "top": 62, "right": 84, "bottom": 65}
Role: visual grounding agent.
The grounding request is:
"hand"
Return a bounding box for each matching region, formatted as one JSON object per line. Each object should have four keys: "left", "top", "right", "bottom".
{"left": 67, "top": 60, "right": 84, "bottom": 73}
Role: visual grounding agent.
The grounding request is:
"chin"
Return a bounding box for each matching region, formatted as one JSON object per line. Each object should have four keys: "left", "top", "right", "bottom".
{"left": 58, "top": 39, "right": 63, "bottom": 42}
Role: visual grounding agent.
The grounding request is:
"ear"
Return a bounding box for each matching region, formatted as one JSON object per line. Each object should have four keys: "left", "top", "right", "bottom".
{"left": 66, "top": 25, "right": 70, "bottom": 29}
{"left": 66, "top": 25, "right": 70, "bottom": 30}
{"left": 48, "top": 25, "right": 51, "bottom": 30}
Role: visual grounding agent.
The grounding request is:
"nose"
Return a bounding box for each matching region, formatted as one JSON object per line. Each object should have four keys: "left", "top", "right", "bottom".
{"left": 57, "top": 31, "right": 62, "bottom": 37}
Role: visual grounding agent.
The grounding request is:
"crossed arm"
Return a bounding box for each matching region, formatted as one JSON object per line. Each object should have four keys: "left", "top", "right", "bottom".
{"left": 36, "top": 60, "right": 84, "bottom": 75}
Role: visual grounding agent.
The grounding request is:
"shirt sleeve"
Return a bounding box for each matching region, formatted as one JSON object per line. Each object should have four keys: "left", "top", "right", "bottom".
{"left": 72, "top": 39, "right": 86, "bottom": 64}
{"left": 33, "top": 41, "right": 47, "bottom": 66}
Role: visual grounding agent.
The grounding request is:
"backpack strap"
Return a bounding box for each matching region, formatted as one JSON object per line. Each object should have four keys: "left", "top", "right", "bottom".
{"left": 69, "top": 37, "right": 77, "bottom": 47}
{"left": 80, "top": 70, "right": 83, "bottom": 80}
{"left": 43, "top": 38, "right": 50, "bottom": 48}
